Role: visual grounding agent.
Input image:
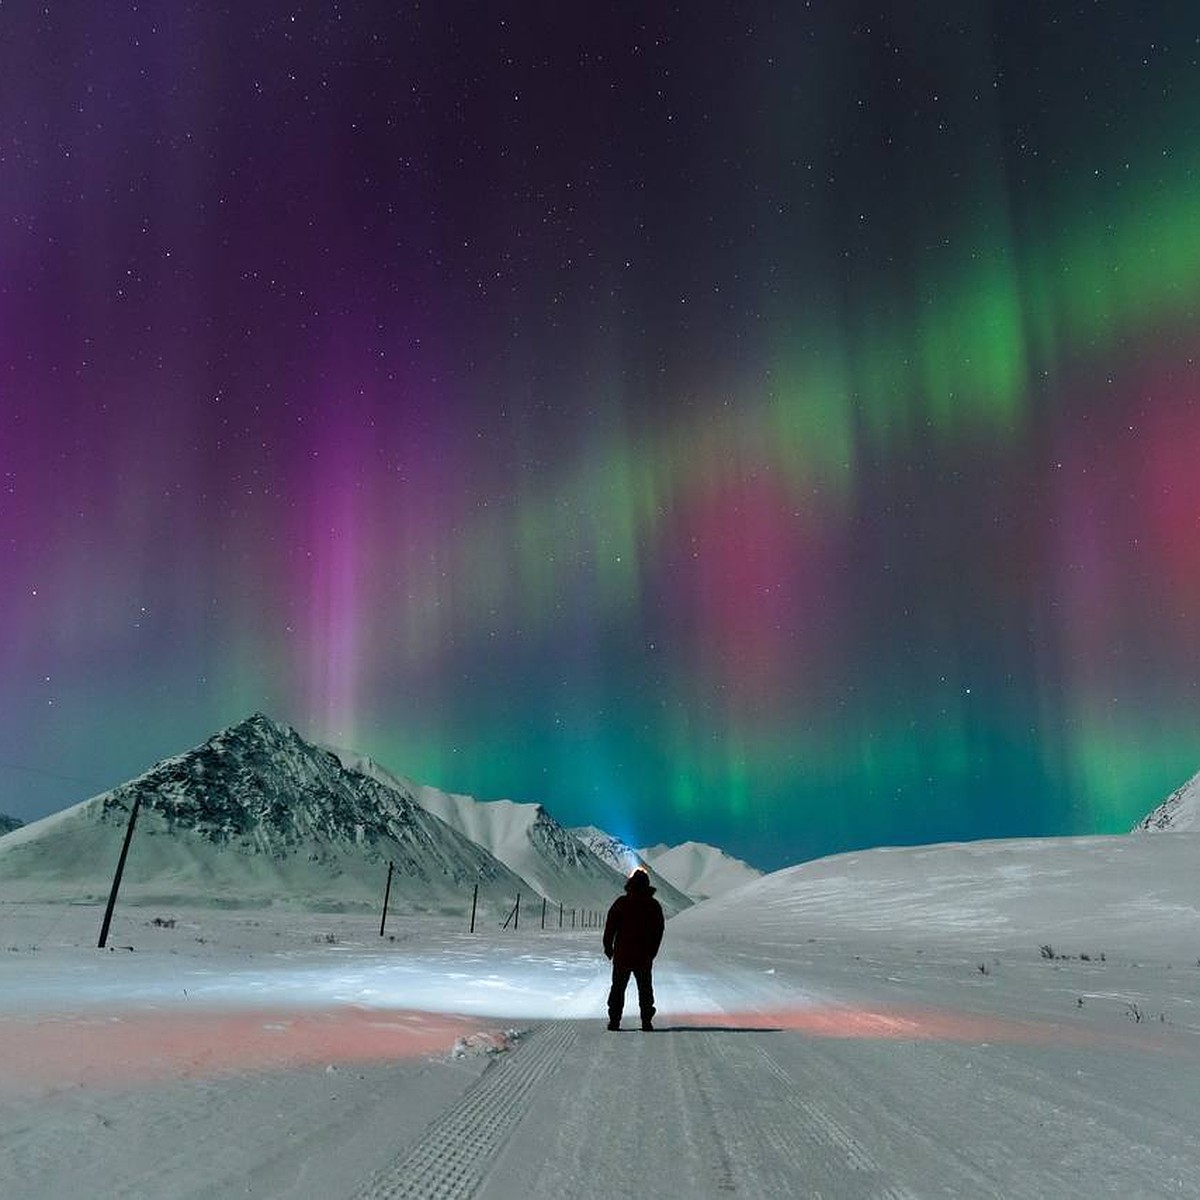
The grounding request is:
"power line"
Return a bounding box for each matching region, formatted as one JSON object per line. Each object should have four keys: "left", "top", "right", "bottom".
{"left": 0, "top": 760, "right": 109, "bottom": 791}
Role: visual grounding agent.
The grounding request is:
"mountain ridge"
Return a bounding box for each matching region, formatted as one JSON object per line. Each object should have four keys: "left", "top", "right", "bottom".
{"left": 1132, "top": 768, "right": 1200, "bottom": 832}
{"left": 333, "top": 749, "right": 693, "bottom": 915}
{"left": 0, "top": 713, "right": 527, "bottom": 913}
{"left": 569, "top": 825, "right": 693, "bottom": 911}
{"left": 2, "top": 714, "right": 736, "bottom": 916}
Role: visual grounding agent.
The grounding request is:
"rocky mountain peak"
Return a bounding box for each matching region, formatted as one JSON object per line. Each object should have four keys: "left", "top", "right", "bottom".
{"left": 97, "top": 713, "right": 420, "bottom": 854}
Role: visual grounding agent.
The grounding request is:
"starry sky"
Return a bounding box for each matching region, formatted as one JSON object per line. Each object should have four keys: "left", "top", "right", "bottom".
{"left": 4, "top": 3, "right": 1200, "bottom": 871}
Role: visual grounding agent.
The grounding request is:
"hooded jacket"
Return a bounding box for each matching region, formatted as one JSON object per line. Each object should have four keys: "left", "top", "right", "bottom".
{"left": 603, "top": 873, "right": 665, "bottom": 968}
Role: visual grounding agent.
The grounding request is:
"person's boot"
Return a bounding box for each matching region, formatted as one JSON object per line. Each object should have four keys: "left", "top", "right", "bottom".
{"left": 641, "top": 1005, "right": 655, "bottom": 1031}
{"left": 607, "top": 1017, "right": 620, "bottom": 1031}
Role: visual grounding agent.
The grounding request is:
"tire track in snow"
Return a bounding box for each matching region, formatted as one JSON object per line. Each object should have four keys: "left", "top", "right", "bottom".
{"left": 689, "top": 1028, "right": 910, "bottom": 1199}
{"left": 350, "top": 1021, "right": 577, "bottom": 1200}
{"left": 487, "top": 1020, "right": 732, "bottom": 1197}
{"left": 734, "top": 1038, "right": 916, "bottom": 1198}
{"left": 472, "top": 1020, "right": 912, "bottom": 1198}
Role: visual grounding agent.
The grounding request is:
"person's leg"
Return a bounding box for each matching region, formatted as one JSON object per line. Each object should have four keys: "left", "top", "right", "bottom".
{"left": 607, "top": 962, "right": 632, "bottom": 1028}
{"left": 633, "top": 963, "right": 656, "bottom": 1028}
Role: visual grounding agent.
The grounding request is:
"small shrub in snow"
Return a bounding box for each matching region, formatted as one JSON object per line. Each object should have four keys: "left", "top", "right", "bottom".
{"left": 1039, "top": 944, "right": 1055, "bottom": 960}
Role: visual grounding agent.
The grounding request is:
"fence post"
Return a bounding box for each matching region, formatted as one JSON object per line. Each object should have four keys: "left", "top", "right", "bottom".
{"left": 469, "top": 882, "right": 478, "bottom": 933}
{"left": 379, "top": 861, "right": 394, "bottom": 937}
{"left": 98, "top": 793, "right": 142, "bottom": 949}
{"left": 558, "top": 901, "right": 563, "bottom": 929}
{"left": 541, "top": 896, "right": 546, "bottom": 930}
{"left": 515, "top": 892, "right": 520, "bottom": 931}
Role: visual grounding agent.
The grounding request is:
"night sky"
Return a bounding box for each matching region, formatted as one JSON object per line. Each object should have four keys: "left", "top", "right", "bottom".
{"left": 4, "top": 3, "right": 1200, "bottom": 870}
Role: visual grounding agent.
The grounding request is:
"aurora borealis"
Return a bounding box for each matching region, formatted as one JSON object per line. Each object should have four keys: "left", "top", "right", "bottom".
{"left": 4, "top": 4, "right": 1200, "bottom": 869}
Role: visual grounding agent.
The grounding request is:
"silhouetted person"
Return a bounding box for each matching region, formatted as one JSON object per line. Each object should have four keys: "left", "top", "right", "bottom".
{"left": 603, "top": 867, "right": 664, "bottom": 1031}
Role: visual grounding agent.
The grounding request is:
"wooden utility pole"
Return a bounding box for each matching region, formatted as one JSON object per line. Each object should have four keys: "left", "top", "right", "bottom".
{"left": 469, "top": 882, "right": 478, "bottom": 933}
{"left": 98, "top": 793, "right": 142, "bottom": 949}
{"left": 379, "top": 861, "right": 394, "bottom": 936}
{"left": 541, "top": 896, "right": 547, "bottom": 929}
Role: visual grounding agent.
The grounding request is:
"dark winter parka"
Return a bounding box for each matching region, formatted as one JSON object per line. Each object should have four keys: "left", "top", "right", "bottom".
{"left": 603, "top": 871, "right": 665, "bottom": 968}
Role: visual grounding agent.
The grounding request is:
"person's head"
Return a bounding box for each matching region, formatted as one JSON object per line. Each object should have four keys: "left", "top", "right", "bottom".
{"left": 625, "top": 867, "right": 651, "bottom": 893}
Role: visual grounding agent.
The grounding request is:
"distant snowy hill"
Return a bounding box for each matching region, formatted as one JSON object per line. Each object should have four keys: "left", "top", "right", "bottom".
{"left": 639, "top": 840, "right": 762, "bottom": 901}
{"left": 570, "top": 826, "right": 693, "bottom": 912}
{"left": 1132, "top": 769, "right": 1200, "bottom": 831}
{"left": 335, "top": 750, "right": 693, "bottom": 915}
{"left": 0, "top": 714, "right": 526, "bottom": 913}
{"left": 671, "top": 834, "right": 1200, "bottom": 958}
{"left": 0, "top": 814, "right": 22, "bottom": 836}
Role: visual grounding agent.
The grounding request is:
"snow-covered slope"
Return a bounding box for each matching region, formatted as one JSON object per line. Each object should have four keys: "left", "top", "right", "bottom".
{"left": 0, "top": 814, "right": 22, "bottom": 836}
{"left": 1133, "top": 769, "right": 1200, "bottom": 830}
{"left": 416, "top": 791, "right": 619, "bottom": 909}
{"left": 673, "top": 833, "right": 1200, "bottom": 957}
{"left": 640, "top": 839, "right": 762, "bottom": 901}
{"left": 570, "top": 826, "right": 693, "bottom": 912}
{"left": 0, "top": 714, "right": 526, "bottom": 914}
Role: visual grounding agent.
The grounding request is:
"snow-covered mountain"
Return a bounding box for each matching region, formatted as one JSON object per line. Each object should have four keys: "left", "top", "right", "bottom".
{"left": 1132, "top": 769, "right": 1200, "bottom": 831}
{"left": 571, "top": 825, "right": 645, "bottom": 874}
{"left": 639, "top": 840, "right": 763, "bottom": 901}
{"left": 0, "top": 814, "right": 22, "bottom": 836}
{"left": 570, "top": 826, "right": 693, "bottom": 912}
{"left": 0, "top": 714, "right": 527, "bottom": 914}
{"left": 335, "top": 749, "right": 693, "bottom": 915}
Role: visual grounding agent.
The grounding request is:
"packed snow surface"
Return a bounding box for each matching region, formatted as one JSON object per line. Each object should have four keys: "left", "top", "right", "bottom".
{"left": 2, "top": 833, "right": 1199, "bottom": 1198}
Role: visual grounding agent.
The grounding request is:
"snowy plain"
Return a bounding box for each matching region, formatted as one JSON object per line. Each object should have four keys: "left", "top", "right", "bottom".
{"left": 2, "top": 833, "right": 1199, "bottom": 1199}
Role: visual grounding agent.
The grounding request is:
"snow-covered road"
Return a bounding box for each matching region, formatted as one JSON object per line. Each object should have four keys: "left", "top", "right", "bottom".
{"left": 348, "top": 932, "right": 1200, "bottom": 1200}
{"left": 2, "top": 896, "right": 1199, "bottom": 1198}
{"left": 398, "top": 999, "right": 1200, "bottom": 1199}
